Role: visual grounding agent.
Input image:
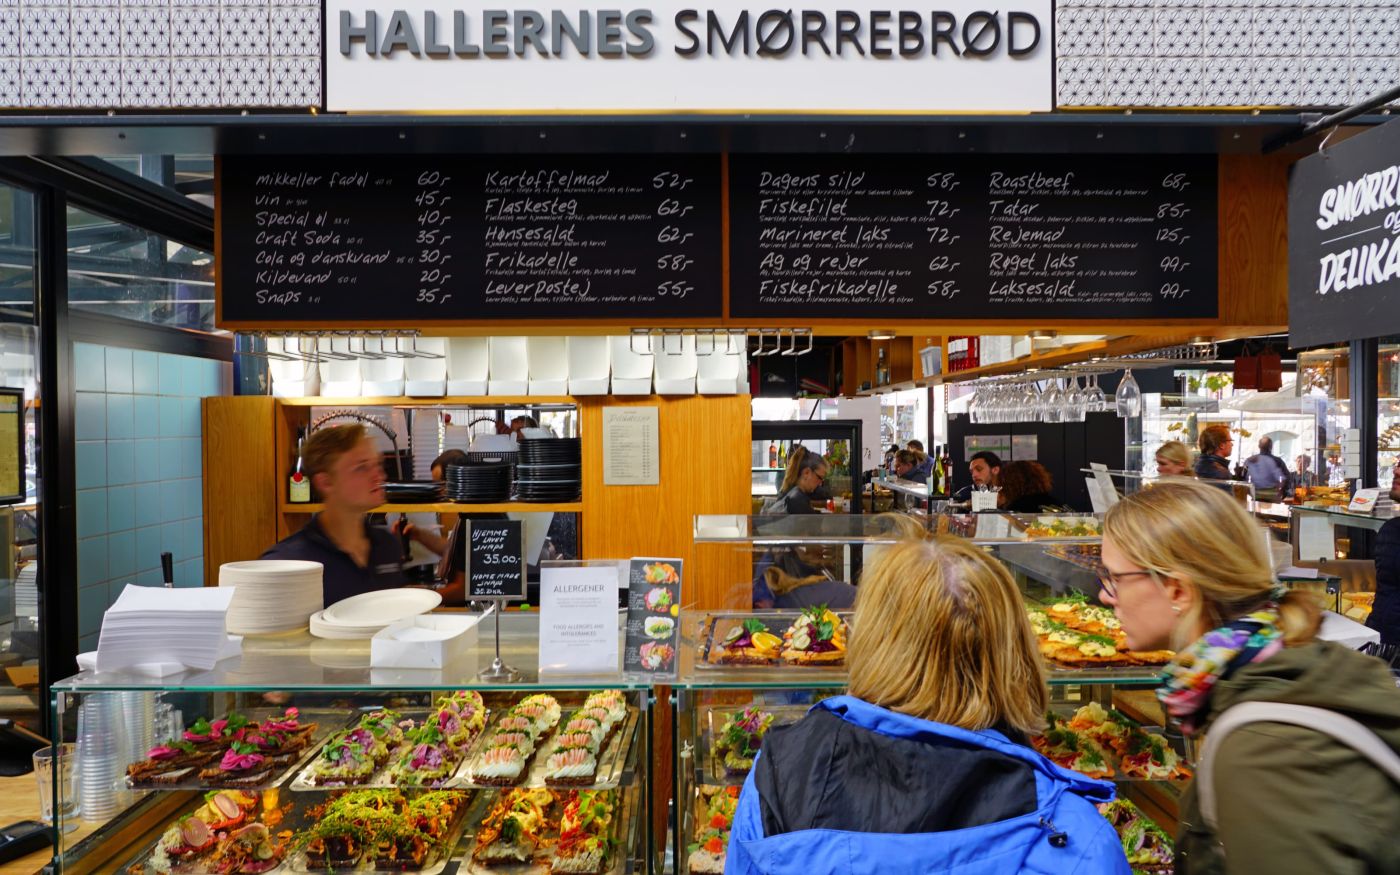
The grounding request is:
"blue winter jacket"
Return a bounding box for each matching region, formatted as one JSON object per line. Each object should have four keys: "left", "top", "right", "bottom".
{"left": 725, "top": 696, "right": 1129, "bottom": 875}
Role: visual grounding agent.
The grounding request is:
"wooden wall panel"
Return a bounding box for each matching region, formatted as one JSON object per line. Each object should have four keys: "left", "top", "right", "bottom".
{"left": 202, "top": 397, "right": 278, "bottom": 584}
{"left": 579, "top": 395, "right": 754, "bottom": 611}
{"left": 1218, "top": 153, "right": 1292, "bottom": 331}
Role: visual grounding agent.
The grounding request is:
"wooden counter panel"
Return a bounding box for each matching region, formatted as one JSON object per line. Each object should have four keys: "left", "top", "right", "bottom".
{"left": 1219, "top": 152, "right": 1291, "bottom": 330}
{"left": 202, "top": 397, "right": 278, "bottom": 584}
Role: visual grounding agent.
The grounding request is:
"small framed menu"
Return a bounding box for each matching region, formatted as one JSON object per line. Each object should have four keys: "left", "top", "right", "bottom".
{"left": 603, "top": 406, "right": 659, "bottom": 486}
{"left": 467, "top": 520, "right": 525, "bottom": 600}
{"left": 623, "top": 558, "right": 682, "bottom": 679}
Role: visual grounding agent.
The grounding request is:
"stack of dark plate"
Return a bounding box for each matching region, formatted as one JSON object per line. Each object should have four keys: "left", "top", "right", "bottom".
{"left": 515, "top": 438, "right": 582, "bottom": 503}
{"left": 383, "top": 481, "right": 445, "bottom": 504}
{"left": 444, "top": 462, "right": 513, "bottom": 504}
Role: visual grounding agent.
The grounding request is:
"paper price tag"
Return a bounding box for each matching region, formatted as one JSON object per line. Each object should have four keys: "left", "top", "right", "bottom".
{"left": 971, "top": 491, "right": 999, "bottom": 513}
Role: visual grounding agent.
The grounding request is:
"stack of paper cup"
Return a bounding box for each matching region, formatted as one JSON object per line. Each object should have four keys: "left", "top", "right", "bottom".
{"left": 77, "top": 693, "right": 127, "bottom": 823}
{"left": 219, "top": 560, "right": 323, "bottom": 635}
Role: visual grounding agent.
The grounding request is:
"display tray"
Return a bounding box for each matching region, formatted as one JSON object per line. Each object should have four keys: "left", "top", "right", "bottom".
{"left": 462, "top": 786, "right": 638, "bottom": 875}
{"left": 459, "top": 707, "right": 638, "bottom": 791}
{"left": 282, "top": 789, "right": 478, "bottom": 875}
{"left": 124, "top": 709, "right": 337, "bottom": 793}
{"left": 1043, "top": 543, "right": 1103, "bottom": 573}
{"left": 289, "top": 710, "right": 487, "bottom": 792}
{"left": 700, "top": 704, "right": 807, "bottom": 786}
{"left": 695, "top": 610, "right": 852, "bottom": 671}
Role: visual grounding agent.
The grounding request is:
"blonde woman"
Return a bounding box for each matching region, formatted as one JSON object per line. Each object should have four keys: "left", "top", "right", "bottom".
{"left": 1100, "top": 479, "right": 1400, "bottom": 875}
{"left": 1155, "top": 440, "right": 1193, "bottom": 478}
{"left": 726, "top": 524, "right": 1129, "bottom": 875}
{"left": 764, "top": 446, "right": 827, "bottom": 515}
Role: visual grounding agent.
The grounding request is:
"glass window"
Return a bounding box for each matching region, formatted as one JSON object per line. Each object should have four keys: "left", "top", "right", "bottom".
{"left": 90, "top": 155, "right": 215, "bottom": 206}
{"left": 66, "top": 205, "right": 217, "bottom": 332}
{"left": 0, "top": 181, "right": 41, "bottom": 732}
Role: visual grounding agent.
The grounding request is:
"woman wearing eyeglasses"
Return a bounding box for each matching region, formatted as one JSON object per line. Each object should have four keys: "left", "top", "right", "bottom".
{"left": 768, "top": 446, "right": 829, "bottom": 515}
{"left": 1099, "top": 479, "right": 1400, "bottom": 875}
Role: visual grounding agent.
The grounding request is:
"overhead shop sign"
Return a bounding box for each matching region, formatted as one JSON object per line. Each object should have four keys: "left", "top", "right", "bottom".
{"left": 324, "top": 0, "right": 1052, "bottom": 113}
{"left": 1289, "top": 120, "right": 1400, "bottom": 348}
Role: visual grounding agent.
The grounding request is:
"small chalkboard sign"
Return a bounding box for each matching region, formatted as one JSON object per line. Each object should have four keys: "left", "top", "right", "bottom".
{"left": 467, "top": 520, "right": 525, "bottom": 600}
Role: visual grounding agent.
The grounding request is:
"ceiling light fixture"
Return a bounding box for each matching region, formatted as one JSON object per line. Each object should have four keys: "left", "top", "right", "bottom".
{"left": 868, "top": 329, "right": 896, "bottom": 340}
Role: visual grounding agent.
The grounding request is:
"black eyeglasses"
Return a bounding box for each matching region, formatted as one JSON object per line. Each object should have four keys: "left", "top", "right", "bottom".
{"left": 1096, "top": 568, "right": 1157, "bottom": 599}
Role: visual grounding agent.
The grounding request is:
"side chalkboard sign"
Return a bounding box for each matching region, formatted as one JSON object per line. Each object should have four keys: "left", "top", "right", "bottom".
{"left": 1288, "top": 119, "right": 1400, "bottom": 348}
{"left": 217, "top": 154, "right": 723, "bottom": 326}
{"left": 728, "top": 154, "right": 1218, "bottom": 321}
{"left": 467, "top": 519, "right": 525, "bottom": 600}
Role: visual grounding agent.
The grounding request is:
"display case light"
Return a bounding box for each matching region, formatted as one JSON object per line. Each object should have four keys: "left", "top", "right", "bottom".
{"left": 868, "top": 329, "right": 896, "bottom": 340}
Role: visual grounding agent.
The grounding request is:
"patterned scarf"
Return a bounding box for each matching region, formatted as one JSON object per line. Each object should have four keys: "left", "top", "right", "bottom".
{"left": 1157, "top": 595, "right": 1286, "bottom": 736}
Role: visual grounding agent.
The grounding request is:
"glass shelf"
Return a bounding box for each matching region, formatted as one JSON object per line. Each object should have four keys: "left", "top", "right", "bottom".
{"left": 52, "top": 611, "right": 651, "bottom": 694}
{"left": 693, "top": 513, "right": 1103, "bottom": 546}
{"left": 1292, "top": 504, "right": 1396, "bottom": 534}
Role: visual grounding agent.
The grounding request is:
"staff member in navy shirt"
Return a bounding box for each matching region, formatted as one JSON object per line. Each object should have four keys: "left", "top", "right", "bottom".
{"left": 262, "top": 423, "right": 406, "bottom": 606}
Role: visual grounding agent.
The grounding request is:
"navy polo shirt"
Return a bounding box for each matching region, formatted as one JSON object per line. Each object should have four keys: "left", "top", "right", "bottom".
{"left": 261, "top": 515, "right": 406, "bottom": 607}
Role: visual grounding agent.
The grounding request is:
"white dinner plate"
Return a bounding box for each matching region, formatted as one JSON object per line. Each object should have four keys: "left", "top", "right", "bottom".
{"left": 321, "top": 588, "right": 442, "bottom": 628}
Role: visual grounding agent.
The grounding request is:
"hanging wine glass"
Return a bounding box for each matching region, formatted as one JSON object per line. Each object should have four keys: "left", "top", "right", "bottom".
{"left": 1020, "top": 382, "right": 1040, "bottom": 423}
{"left": 1041, "top": 378, "right": 1064, "bottom": 423}
{"left": 968, "top": 389, "right": 980, "bottom": 424}
{"left": 1085, "top": 373, "right": 1107, "bottom": 413}
{"left": 1116, "top": 368, "right": 1142, "bottom": 418}
{"left": 1065, "top": 376, "right": 1087, "bottom": 422}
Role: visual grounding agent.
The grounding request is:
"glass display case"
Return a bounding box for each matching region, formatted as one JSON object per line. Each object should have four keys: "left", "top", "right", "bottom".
{"left": 46, "top": 612, "right": 655, "bottom": 875}
{"left": 750, "top": 420, "right": 862, "bottom": 515}
{"left": 672, "top": 514, "right": 1186, "bottom": 875}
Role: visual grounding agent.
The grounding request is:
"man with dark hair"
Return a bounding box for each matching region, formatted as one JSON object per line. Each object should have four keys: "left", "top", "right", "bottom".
{"left": 262, "top": 424, "right": 406, "bottom": 606}
{"left": 952, "top": 451, "right": 1002, "bottom": 501}
{"left": 1244, "top": 436, "right": 1290, "bottom": 500}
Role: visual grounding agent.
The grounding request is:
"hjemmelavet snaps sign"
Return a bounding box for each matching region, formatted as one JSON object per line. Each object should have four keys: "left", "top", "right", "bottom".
{"left": 324, "top": 0, "right": 1052, "bottom": 113}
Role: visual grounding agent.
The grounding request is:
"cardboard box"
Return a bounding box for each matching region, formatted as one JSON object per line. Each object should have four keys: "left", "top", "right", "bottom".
{"left": 371, "top": 614, "right": 480, "bottom": 669}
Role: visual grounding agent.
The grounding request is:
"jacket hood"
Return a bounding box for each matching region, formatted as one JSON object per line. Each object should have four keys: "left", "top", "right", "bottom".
{"left": 1210, "top": 640, "right": 1400, "bottom": 754}
{"left": 815, "top": 697, "right": 1114, "bottom": 803}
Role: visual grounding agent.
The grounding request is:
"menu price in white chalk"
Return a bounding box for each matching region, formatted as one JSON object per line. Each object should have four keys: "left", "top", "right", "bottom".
{"left": 467, "top": 519, "right": 525, "bottom": 600}
{"left": 728, "top": 154, "right": 1217, "bottom": 320}
{"left": 602, "top": 406, "right": 659, "bottom": 486}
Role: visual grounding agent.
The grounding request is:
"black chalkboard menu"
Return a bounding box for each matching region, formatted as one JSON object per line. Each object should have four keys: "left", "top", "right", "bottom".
{"left": 1288, "top": 120, "right": 1400, "bottom": 348}
{"left": 728, "top": 155, "right": 1218, "bottom": 320}
{"left": 467, "top": 519, "right": 525, "bottom": 600}
{"left": 218, "top": 155, "right": 722, "bottom": 325}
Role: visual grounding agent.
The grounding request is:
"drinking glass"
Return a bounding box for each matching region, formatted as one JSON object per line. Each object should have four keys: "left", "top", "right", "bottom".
{"left": 1041, "top": 379, "right": 1064, "bottom": 423}
{"left": 34, "top": 744, "right": 79, "bottom": 832}
{"left": 968, "top": 391, "right": 980, "bottom": 424}
{"left": 1020, "top": 383, "right": 1041, "bottom": 423}
{"left": 1116, "top": 369, "right": 1142, "bottom": 418}
{"left": 1064, "top": 377, "right": 1088, "bottom": 422}
{"left": 1085, "top": 374, "right": 1107, "bottom": 412}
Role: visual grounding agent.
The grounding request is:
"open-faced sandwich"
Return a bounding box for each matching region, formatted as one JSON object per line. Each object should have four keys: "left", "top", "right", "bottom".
{"left": 391, "top": 724, "right": 458, "bottom": 788}
{"left": 1097, "top": 799, "right": 1175, "bottom": 875}
{"left": 197, "top": 740, "right": 275, "bottom": 788}
{"left": 780, "top": 606, "right": 847, "bottom": 666}
{"left": 711, "top": 619, "right": 783, "bottom": 666}
{"left": 544, "top": 727, "right": 601, "bottom": 787}
{"left": 1066, "top": 702, "right": 1134, "bottom": 755}
{"left": 1119, "top": 730, "right": 1192, "bottom": 781}
{"left": 472, "top": 788, "right": 556, "bottom": 866}
{"left": 583, "top": 690, "right": 628, "bottom": 726}
{"left": 711, "top": 706, "right": 774, "bottom": 777}
{"left": 1031, "top": 716, "right": 1115, "bottom": 779}
{"left": 201, "top": 822, "right": 288, "bottom": 874}
{"left": 511, "top": 694, "right": 562, "bottom": 736}
{"left": 551, "top": 790, "right": 617, "bottom": 874}
{"left": 308, "top": 727, "right": 383, "bottom": 786}
{"left": 127, "top": 711, "right": 254, "bottom": 787}
{"left": 687, "top": 786, "right": 740, "bottom": 875}
{"left": 296, "top": 788, "right": 467, "bottom": 872}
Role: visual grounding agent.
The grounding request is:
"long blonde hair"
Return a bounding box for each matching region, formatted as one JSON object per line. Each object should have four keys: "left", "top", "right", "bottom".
{"left": 848, "top": 516, "right": 1048, "bottom": 737}
{"left": 1103, "top": 478, "right": 1319, "bottom": 649}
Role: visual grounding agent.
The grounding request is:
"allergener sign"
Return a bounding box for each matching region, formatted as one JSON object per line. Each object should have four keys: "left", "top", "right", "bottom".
{"left": 324, "top": 0, "right": 1053, "bottom": 113}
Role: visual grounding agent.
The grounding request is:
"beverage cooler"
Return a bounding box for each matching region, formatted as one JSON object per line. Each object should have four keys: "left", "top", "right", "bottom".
{"left": 750, "top": 420, "right": 863, "bottom": 515}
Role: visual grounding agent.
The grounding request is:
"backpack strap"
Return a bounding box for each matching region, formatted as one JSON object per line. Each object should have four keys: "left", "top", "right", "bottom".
{"left": 1198, "top": 701, "right": 1400, "bottom": 831}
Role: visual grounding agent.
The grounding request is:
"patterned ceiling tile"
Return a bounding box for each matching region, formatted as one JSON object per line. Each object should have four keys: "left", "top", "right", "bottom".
{"left": 171, "top": 56, "right": 220, "bottom": 105}
{"left": 1154, "top": 7, "right": 1203, "bottom": 56}
{"left": 1057, "top": 7, "right": 1105, "bottom": 55}
{"left": 1204, "top": 7, "right": 1253, "bottom": 56}
{"left": 219, "top": 54, "right": 269, "bottom": 105}
{"left": 170, "top": 7, "right": 218, "bottom": 55}
{"left": 1105, "top": 7, "right": 1154, "bottom": 54}
{"left": 71, "top": 7, "right": 121, "bottom": 56}
{"left": 1252, "top": 6, "right": 1302, "bottom": 51}
{"left": 1352, "top": 6, "right": 1400, "bottom": 55}
{"left": 270, "top": 5, "right": 317, "bottom": 55}
{"left": 1202, "top": 56, "right": 1254, "bottom": 105}
{"left": 20, "top": 57, "right": 70, "bottom": 104}
{"left": 71, "top": 57, "right": 121, "bottom": 106}
{"left": 0, "top": 57, "right": 18, "bottom": 105}
{"left": 1103, "top": 56, "right": 1157, "bottom": 105}
{"left": 220, "top": 5, "right": 269, "bottom": 55}
{"left": 21, "top": 7, "right": 71, "bottom": 57}
{"left": 270, "top": 55, "right": 317, "bottom": 105}
{"left": 1251, "top": 55, "right": 1302, "bottom": 105}
{"left": 0, "top": 9, "right": 17, "bottom": 54}
{"left": 121, "top": 56, "right": 170, "bottom": 106}
{"left": 1300, "top": 7, "right": 1350, "bottom": 55}
{"left": 1152, "top": 56, "right": 1205, "bottom": 105}
{"left": 120, "top": 6, "right": 170, "bottom": 56}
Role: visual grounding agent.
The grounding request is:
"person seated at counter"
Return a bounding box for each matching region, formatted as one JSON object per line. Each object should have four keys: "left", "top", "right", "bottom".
{"left": 998, "top": 461, "right": 1065, "bottom": 513}
{"left": 764, "top": 446, "right": 828, "bottom": 515}
{"left": 951, "top": 451, "right": 1002, "bottom": 501}
{"left": 1293, "top": 453, "right": 1319, "bottom": 490}
{"left": 262, "top": 423, "right": 407, "bottom": 606}
{"left": 1369, "top": 458, "right": 1400, "bottom": 646}
{"left": 907, "top": 439, "right": 935, "bottom": 478}
{"left": 893, "top": 449, "right": 928, "bottom": 484}
{"left": 1154, "top": 440, "right": 1193, "bottom": 478}
{"left": 1194, "top": 425, "right": 1234, "bottom": 482}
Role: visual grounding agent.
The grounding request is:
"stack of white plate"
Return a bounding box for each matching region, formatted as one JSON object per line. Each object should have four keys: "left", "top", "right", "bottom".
{"left": 308, "top": 588, "right": 442, "bottom": 640}
{"left": 219, "top": 560, "right": 324, "bottom": 635}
